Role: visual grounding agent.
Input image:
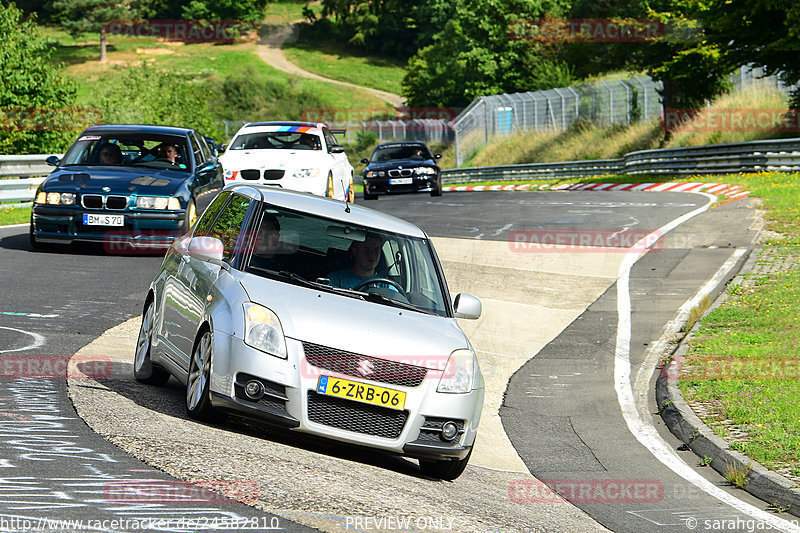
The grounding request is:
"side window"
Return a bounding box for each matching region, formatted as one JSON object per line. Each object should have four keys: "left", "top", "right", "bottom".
{"left": 191, "top": 133, "right": 206, "bottom": 166}
{"left": 323, "top": 129, "right": 338, "bottom": 152}
{"left": 208, "top": 194, "right": 251, "bottom": 259}
{"left": 194, "top": 191, "right": 230, "bottom": 236}
{"left": 197, "top": 135, "right": 213, "bottom": 160}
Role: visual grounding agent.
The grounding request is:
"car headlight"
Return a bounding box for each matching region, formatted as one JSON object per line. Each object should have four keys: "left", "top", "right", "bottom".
{"left": 365, "top": 171, "right": 385, "bottom": 178}
{"left": 437, "top": 349, "right": 479, "bottom": 394}
{"left": 243, "top": 303, "right": 287, "bottom": 359}
{"left": 36, "top": 192, "right": 76, "bottom": 205}
{"left": 224, "top": 169, "right": 238, "bottom": 180}
{"left": 136, "top": 196, "right": 182, "bottom": 210}
{"left": 292, "top": 168, "right": 320, "bottom": 178}
{"left": 414, "top": 167, "right": 436, "bottom": 175}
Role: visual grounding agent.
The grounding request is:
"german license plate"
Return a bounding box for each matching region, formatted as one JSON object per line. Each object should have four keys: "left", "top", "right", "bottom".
{"left": 316, "top": 376, "right": 406, "bottom": 410}
{"left": 83, "top": 214, "right": 124, "bottom": 226}
{"left": 389, "top": 177, "right": 413, "bottom": 185}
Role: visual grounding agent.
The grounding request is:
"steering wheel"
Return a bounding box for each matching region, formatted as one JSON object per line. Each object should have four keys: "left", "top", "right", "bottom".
{"left": 353, "top": 277, "right": 406, "bottom": 295}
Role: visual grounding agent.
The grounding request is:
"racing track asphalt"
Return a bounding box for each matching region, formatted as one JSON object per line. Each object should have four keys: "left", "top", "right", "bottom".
{"left": 4, "top": 188, "right": 788, "bottom": 532}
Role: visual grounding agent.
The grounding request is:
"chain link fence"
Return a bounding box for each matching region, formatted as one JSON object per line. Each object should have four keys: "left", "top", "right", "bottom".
{"left": 452, "top": 76, "right": 663, "bottom": 165}
{"left": 452, "top": 66, "right": 796, "bottom": 166}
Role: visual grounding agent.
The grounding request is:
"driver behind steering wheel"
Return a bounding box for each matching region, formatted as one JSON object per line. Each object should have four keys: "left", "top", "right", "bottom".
{"left": 327, "top": 233, "right": 399, "bottom": 292}
{"left": 158, "top": 143, "right": 180, "bottom": 164}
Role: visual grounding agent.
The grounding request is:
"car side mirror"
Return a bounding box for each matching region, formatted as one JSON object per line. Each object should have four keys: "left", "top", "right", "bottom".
{"left": 453, "top": 293, "right": 481, "bottom": 319}
{"left": 434, "top": 153, "right": 442, "bottom": 159}
{"left": 360, "top": 158, "right": 369, "bottom": 164}
{"left": 46, "top": 155, "right": 61, "bottom": 167}
{"left": 219, "top": 144, "right": 227, "bottom": 154}
{"left": 188, "top": 236, "right": 224, "bottom": 263}
{"left": 330, "top": 145, "right": 346, "bottom": 154}
{"left": 196, "top": 162, "right": 216, "bottom": 173}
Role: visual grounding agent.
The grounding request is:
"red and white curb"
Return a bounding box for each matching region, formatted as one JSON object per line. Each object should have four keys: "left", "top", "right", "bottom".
{"left": 443, "top": 182, "right": 750, "bottom": 199}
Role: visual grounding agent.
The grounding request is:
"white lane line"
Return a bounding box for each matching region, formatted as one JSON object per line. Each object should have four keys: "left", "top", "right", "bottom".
{"left": 614, "top": 193, "right": 800, "bottom": 532}
{"left": 0, "top": 326, "right": 45, "bottom": 354}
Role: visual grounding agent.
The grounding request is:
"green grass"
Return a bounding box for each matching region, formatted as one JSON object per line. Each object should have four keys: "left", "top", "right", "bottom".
{"left": 282, "top": 39, "right": 407, "bottom": 95}
{"left": 42, "top": 25, "right": 390, "bottom": 122}
{"left": 0, "top": 205, "right": 31, "bottom": 226}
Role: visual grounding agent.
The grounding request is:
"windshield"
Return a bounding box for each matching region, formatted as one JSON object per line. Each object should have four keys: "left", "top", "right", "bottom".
{"left": 370, "top": 144, "right": 432, "bottom": 162}
{"left": 229, "top": 131, "right": 321, "bottom": 151}
{"left": 61, "top": 133, "right": 191, "bottom": 172}
{"left": 243, "top": 205, "right": 449, "bottom": 316}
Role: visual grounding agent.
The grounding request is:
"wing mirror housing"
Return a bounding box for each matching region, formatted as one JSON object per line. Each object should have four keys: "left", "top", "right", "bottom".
{"left": 188, "top": 236, "right": 224, "bottom": 263}
{"left": 453, "top": 293, "right": 481, "bottom": 319}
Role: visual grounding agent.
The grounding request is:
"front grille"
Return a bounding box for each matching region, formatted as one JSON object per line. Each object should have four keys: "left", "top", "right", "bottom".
{"left": 106, "top": 195, "right": 129, "bottom": 210}
{"left": 240, "top": 169, "right": 260, "bottom": 180}
{"left": 82, "top": 194, "right": 103, "bottom": 209}
{"left": 307, "top": 391, "right": 408, "bottom": 438}
{"left": 388, "top": 169, "right": 413, "bottom": 177}
{"left": 79, "top": 194, "right": 129, "bottom": 210}
{"left": 302, "top": 342, "right": 428, "bottom": 388}
{"left": 263, "top": 170, "right": 285, "bottom": 180}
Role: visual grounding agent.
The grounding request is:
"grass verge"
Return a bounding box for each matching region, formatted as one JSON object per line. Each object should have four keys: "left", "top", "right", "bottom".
{"left": 0, "top": 205, "right": 31, "bottom": 226}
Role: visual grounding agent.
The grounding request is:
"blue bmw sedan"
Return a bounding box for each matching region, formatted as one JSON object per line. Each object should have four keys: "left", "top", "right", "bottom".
{"left": 30, "top": 124, "right": 224, "bottom": 251}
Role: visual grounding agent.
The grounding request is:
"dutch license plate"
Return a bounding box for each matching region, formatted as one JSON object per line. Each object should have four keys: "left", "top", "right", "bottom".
{"left": 83, "top": 213, "right": 124, "bottom": 226}
{"left": 389, "top": 177, "right": 413, "bottom": 185}
{"left": 316, "top": 376, "right": 406, "bottom": 410}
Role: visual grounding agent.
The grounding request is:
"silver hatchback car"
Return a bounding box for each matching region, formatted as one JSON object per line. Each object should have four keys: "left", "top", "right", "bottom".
{"left": 134, "top": 184, "right": 484, "bottom": 479}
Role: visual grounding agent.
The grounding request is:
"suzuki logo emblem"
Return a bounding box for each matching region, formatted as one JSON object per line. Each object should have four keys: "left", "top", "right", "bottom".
{"left": 356, "top": 359, "right": 375, "bottom": 377}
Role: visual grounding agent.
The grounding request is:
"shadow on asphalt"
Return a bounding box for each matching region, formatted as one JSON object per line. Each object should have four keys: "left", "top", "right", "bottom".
{"left": 78, "top": 365, "right": 427, "bottom": 479}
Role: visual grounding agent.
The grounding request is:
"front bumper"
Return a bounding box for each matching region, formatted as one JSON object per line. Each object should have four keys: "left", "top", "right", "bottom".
{"left": 363, "top": 175, "right": 439, "bottom": 196}
{"left": 31, "top": 206, "right": 186, "bottom": 248}
{"left": 208, "top": 333, "right": 483, "bottom": 461}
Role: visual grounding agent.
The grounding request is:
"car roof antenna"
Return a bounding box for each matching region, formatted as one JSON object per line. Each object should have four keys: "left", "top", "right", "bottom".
{"left": 344, "top": 190, "right": 351, "bottom": 213}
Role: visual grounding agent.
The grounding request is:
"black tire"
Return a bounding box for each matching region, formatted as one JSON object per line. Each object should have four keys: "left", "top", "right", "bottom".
{"left": 430, "top": 176, "right": 443, "bottom": 197}
{"left": 133, "top": 299, "right": 171, "bottom": 385}
{"left": 363, "top": 189, "right": 377, "bottom": 200}
{"left": 28, "top": 222, "right": 41, "bottom": 251}
{"left": 186, "top": 328, "right": 217, "bottom": 421}
{"left": 419, "top": 448, "right": 472, "bottom": 481}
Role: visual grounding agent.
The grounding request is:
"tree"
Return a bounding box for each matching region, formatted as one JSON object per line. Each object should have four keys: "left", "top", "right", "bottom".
{"left": 51, "top": 0, "right": 138, "bottom": 61}
{"left": 180, "top": 0, "right": 270, "bottom": 23}
{"left": 401, "top": 0, "right": 574, "bottom": 108}
{"left": 0, "top": 2, "right": 78, "bottom": 154}
{"left": 698, "top": 0, "right": 800, "bottom": 107}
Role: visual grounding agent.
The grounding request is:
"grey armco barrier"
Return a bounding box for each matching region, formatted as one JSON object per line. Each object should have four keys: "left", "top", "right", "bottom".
{"left": 0, "top": 154, "right": 62, "bottom": 207}
{"left": 441, "top": 137, "right": 800, "bottom": 184}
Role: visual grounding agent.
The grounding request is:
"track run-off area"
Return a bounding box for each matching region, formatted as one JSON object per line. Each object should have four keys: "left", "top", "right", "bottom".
{"left": 0, "top": 188, "right": 795, "bottom": 532}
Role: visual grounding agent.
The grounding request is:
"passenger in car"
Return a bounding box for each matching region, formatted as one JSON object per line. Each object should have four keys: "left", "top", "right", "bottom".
{"left": 327, "top": 233, "right": 394, "bottom": 290}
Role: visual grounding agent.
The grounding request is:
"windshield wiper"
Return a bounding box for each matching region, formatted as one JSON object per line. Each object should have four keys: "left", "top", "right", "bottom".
{"left": 359, "top": 291, "right": 420, "bottom": 312}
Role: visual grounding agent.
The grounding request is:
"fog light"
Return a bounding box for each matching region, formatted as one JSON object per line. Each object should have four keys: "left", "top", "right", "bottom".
{"left": 441, "top": 421, "right": 458, "bottom": 441}
{"left": 244, "top": 380, "right": 265, "bottom": 400}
